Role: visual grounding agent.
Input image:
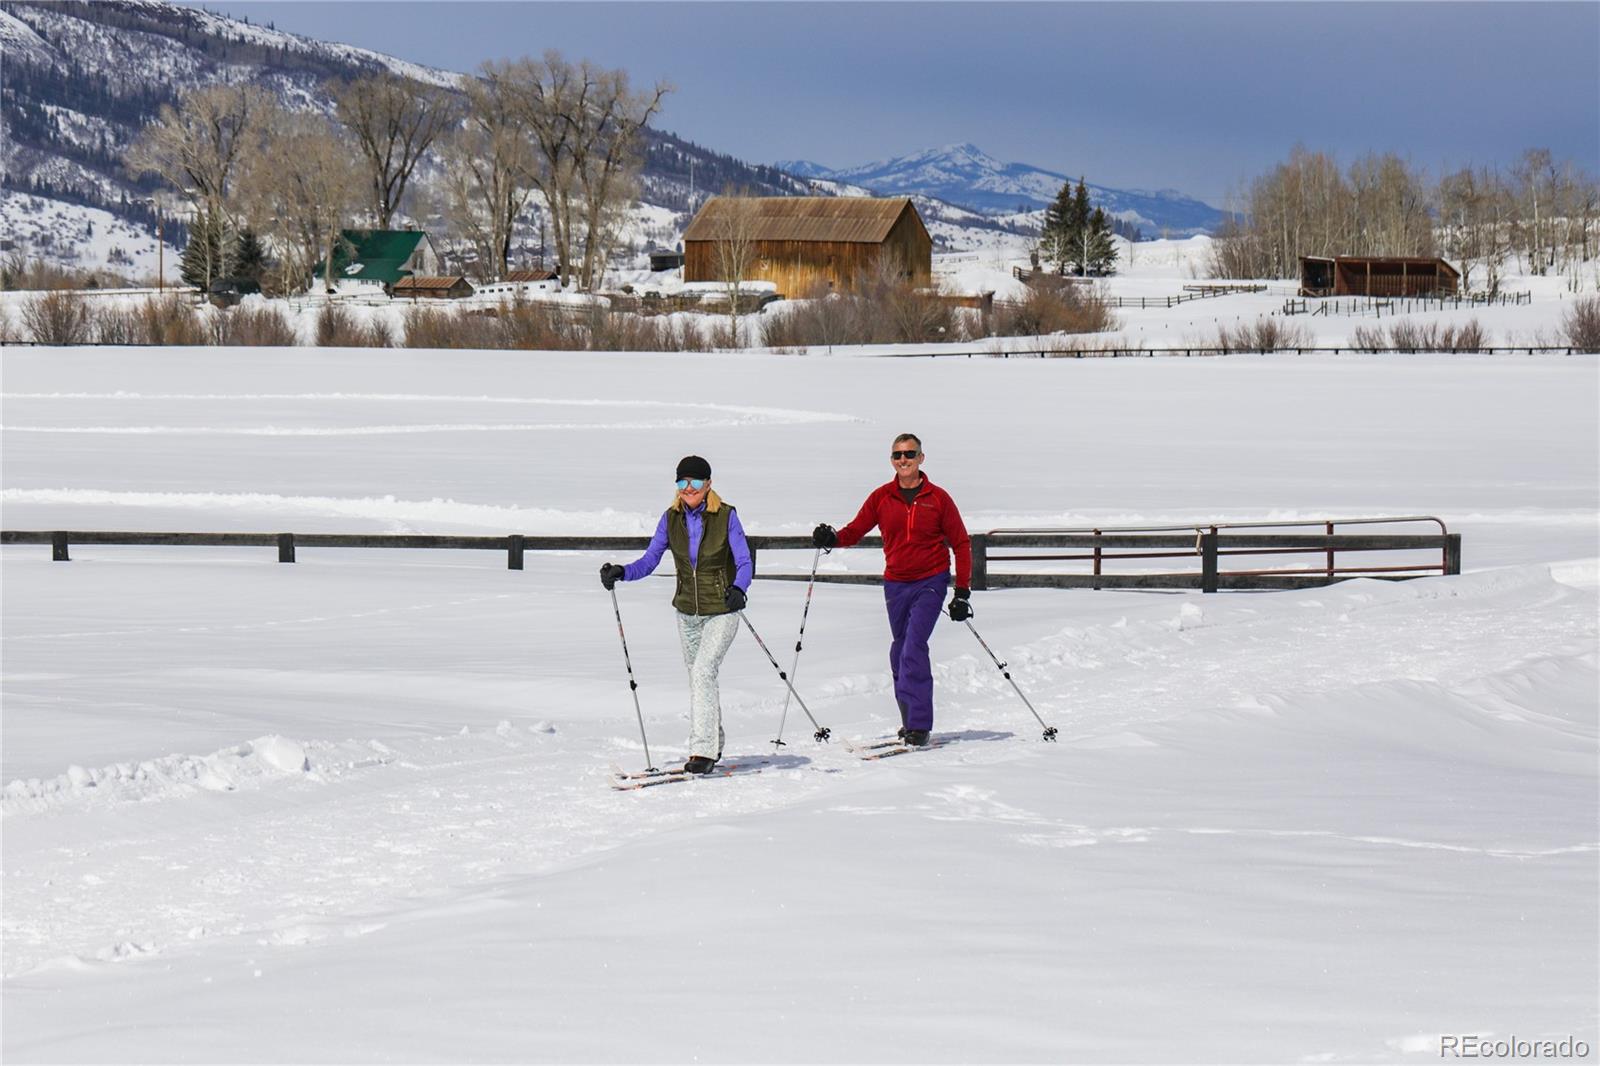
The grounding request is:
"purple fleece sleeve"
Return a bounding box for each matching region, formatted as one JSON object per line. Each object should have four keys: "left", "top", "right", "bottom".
{"left": 623, "top": 512, "right": 670, "bottom": 581}
{"left": 727, "top": 509, "right": 754, "bottom": 590}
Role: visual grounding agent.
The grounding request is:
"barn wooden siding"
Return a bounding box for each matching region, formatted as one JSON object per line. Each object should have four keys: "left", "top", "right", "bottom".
{"left": 684, "top": 197, "right": 932, "bottom": 297}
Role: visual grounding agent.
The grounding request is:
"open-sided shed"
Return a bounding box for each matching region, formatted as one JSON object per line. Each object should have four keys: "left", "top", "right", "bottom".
{"left": 392, "top": 275, "right": 474, "bottom": 300}
{"left": 1300, "top": 256, "right": 1460, "bottom": 297}
{"left": 683, "top": 196, "right": 931, "bottom": 297}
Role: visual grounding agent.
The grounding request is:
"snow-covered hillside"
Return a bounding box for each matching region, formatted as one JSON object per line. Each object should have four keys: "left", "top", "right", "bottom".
{"left": 0, "top": 191, "right": 174, "bottom": 281}
{"left": 2, "top": 347, "right": 1596, "bottom": 1061}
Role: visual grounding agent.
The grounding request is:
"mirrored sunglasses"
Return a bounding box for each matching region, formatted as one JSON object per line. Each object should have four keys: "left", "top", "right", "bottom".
{"left": 676, "top": 477, "right": 708, "bottom": 491}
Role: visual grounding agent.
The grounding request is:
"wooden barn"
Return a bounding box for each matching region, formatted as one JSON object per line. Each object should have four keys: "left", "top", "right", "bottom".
{"left": 683, "top": 196, "right": 931, "bottom": 297}
{"left": 1299, "top": 256, "right": 1460, "bottom": 298}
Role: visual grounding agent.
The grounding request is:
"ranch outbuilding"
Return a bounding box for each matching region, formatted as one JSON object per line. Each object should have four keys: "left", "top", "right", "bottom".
{"left": 683, "top": 196, "right": 931, "bottom": 297}
{"left": 1299, "top": 256, "right": 1460, "bottom": 298}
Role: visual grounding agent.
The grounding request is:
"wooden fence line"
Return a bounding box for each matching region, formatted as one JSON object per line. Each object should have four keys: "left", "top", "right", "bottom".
{"left": 3, "top": 529, "right": 1461, "bottom": 593}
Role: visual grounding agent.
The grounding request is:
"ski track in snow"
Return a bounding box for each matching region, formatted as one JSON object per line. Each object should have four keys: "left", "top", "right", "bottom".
{"left": 0, "top": 392, "right": 860, "bottom": 436}
{"left": 3, "top": 563, "right": 1594, "bottom": 979}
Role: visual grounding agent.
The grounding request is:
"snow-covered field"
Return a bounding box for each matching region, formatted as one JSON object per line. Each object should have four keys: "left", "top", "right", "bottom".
{"left": 2, "top": 347, "right": 1596, "bottom": 1063}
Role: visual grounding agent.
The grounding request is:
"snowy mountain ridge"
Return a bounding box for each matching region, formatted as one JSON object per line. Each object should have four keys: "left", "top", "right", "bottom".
{"left": 779, "top": 142, "right": 1226, "bottom": 236}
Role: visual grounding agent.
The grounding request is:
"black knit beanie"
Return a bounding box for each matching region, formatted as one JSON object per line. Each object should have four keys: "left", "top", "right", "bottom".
{"left": 675, "top": 455, "right": 711, "bottom": 481}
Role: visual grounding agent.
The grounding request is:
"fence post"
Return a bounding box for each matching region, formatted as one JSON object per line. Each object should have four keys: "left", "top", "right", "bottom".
{"left": 1201, "top": 529, "right": 1219, "bottom": 593}
{"left": 1325, "top": 520, "right": 1335, "bottom": 581}
{"left": 1443, "top": 534, "right": 1461, "bottom": 576}
{"left": 1092, "top": 529, "right": 1102, "bottom": 591}
{"left": 508, "top": 534, "right": 524, "bottom": 571}
{"left": 52, "top": 531, "right": 69, "bottom": 562}
{"left": 968, "top": 533, "right": 988, "bottom": 591}
{"left": 277, "top": 533, "right": 295, "bottom": 563}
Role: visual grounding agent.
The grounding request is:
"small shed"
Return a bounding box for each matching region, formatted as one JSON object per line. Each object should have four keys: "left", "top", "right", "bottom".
{"left": 393, "top": 275, "right": 474, "bottom": 300}
{"left": 1300, "top": 256, "right": 1460, "bottom": 298}
{"left": 683, "top": 196, "right": 931, "bottom": 297}
{"left": 504, "top": 269, "right": 558, "bottom": 283}
{"left": 647, "top": 247, "right": 685, "bottom": 272}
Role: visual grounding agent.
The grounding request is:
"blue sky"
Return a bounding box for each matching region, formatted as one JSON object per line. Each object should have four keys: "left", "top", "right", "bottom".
{"left": 202, "top": 2, "right": 1598, "bottom": 206}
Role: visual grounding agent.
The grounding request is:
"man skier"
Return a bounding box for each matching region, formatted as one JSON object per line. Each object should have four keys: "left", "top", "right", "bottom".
{"left": 812, "top": 433, "right": 972, "bottom": 746}
{"left": 601, "top": 456, "right": 753, "bottom": 774}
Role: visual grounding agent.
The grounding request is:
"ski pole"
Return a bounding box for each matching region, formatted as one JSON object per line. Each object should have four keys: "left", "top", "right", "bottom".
{"left": 771, "top": 546, "right": 825, "bottom": 748}
{"left": 609, "top": 586, "right": 657, "bottom": 771}
{"left": 738, "top": 612, "right": 831, "bottom": 742}
{"left": 963, "top": 618, "right": 1058, "bottom": 741}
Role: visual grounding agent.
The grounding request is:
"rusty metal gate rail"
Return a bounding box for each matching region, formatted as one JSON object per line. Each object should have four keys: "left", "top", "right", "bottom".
{"left": 975, "top": 516, "right": 1457, "bottom": 591}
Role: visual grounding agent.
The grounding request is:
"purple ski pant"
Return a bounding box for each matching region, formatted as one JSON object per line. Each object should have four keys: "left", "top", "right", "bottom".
{"left": 884, "top": 572, "right": 949, "bottom": 731}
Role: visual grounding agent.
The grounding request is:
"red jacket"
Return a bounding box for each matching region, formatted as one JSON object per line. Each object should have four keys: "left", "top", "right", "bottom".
{"left": 836, "top": 475, "right": 972, "bottom": 587}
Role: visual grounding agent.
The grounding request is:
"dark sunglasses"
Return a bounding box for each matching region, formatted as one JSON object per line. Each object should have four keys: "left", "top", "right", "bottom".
{"left": 675, "top": 477, "right": 708, "bottom": 491}
{"left": 890, "top": 450, "right": 921, "bottom": 460}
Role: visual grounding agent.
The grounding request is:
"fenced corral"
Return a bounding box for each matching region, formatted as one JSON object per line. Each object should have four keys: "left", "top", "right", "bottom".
{"left": 3, "top": 516, "right": 1459, "bottom": 593}
{"left": 1007, "top": 271, "right": 1269, "bottom": 309}
{"left": 1282, "top": 291, "right": 1533, "bottom": 317}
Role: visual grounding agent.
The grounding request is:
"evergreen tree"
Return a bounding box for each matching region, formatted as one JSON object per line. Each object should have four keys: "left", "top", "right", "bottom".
{"left": 1085, "top": 207, "right": 1120, "bottom": 276}
{"left": 179, "top": 211, "right": 228, "bottom": 289}
{"left": 1067, "top": 179, "right": 1092, "bottom": 275}
{"left": 1039, "top": 181, "right": 1075, "bottom": 274}
{"left": 233, "top": 227, "right": 267, "bottom": 284}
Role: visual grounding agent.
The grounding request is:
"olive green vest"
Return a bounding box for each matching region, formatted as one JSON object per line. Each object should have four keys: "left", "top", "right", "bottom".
{"left": 667, "top": 501, "right": 738, "bottom": 616}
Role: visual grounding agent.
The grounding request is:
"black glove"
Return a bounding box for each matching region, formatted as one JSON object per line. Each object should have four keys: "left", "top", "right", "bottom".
{"left": 947, "top": 587, "right": 973, "bottom": 622}
{"left": 812, "top": 523, "right": 837, "bottom": 549}
{"left": 600, "top": 563, "right": 625, "bottom": 590}
{"left": 723, "top": 585, "right": 747, "bottom": 612}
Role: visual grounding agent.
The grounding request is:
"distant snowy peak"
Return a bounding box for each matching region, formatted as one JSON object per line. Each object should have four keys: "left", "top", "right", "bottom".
{"left": 773, "top": 159, "right": 834, "bottom": 179}
{"left": 784, "top": 143, "right": 1225, "bottom": 236}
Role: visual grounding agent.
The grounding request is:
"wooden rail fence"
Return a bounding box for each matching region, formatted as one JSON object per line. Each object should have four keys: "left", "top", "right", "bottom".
{"left": 3, "top": 520, "right": 1460, "bottom": 593}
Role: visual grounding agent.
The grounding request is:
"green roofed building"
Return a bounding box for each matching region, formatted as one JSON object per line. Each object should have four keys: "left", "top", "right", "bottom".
{"left": 312, "top": 229, "right": 429, "bottom": 296}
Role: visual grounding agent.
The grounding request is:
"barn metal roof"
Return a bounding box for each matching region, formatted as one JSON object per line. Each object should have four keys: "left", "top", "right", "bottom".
{"left": 393, "top": 275, "right": 470, "bottom": 290}
{"left": 683, "top": 196, "right": 918, "bottom": 244}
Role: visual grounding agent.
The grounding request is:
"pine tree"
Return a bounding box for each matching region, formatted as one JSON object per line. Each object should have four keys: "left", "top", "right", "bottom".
{"left": 233, "top": 228, "right": 266, "bottom": 285}
{"left": 1066, "top": 179, "right": 1092, "bottom": 275}
{"left": 1039, "top": 181, "right": 1075, "bottom": 274}
{"left": 1086, "top": 207, "right": 1119, "bottom": 276}
{"left": 179, "top": 212, "right": 220, "bottom": 289}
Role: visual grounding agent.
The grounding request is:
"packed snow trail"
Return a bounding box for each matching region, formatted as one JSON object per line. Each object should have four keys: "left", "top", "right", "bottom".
{"left": 5, "top": 563, "right": 1592, "bottom": 988}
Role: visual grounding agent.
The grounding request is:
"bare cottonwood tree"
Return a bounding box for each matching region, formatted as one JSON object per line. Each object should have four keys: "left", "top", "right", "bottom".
{"left": 1437, "top": 166, "right": 1509, "bottom": 292}
{"left": 705, "top": 191, "right": 762, "bottom": 346}
{"left": 126, "top": 83, "right": 268, "bottom": 289}
{"left": 329, "top": 72, "right": 460, "bottom": 228}
{"left": 237, "top": 105, "right": 364, "bottom": 293}
{"left": 439, "top": 64, "right": 537, "bottom": 280}
{"left": 496, "top": 52, "right": 669, "bottom": 289}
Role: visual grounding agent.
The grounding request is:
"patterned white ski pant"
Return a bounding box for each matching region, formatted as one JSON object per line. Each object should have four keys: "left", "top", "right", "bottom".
{"left": 676, "top": 610, "right": 739, "bottom": 760}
